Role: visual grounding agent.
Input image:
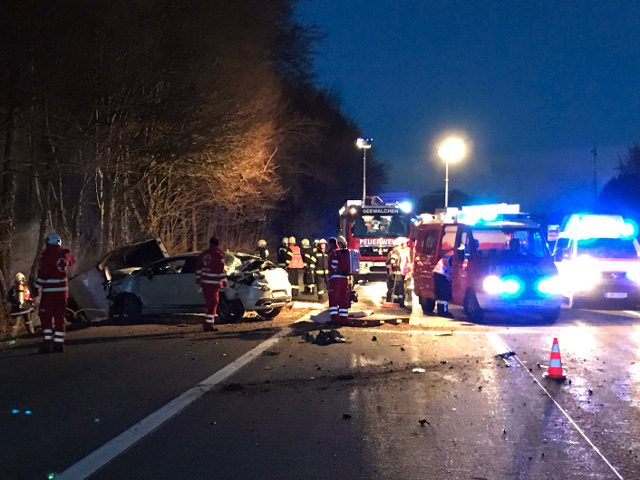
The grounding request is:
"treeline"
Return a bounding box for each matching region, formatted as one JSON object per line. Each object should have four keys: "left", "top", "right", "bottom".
{"left": 0, "top": 0, "right": 387, "bottom": 324}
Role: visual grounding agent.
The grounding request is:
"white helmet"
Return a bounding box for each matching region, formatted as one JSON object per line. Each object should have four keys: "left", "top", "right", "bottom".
{"left": 15, "top": 272, "right": 26, "bottom": 283}
{"left": 301, "top": 238, "right": 310, "bottom": 248}
{"left": 282, "top": 237, "right": 289, "bottom": 245}
{"left": 46, "top": 233, "right": 62, "bottom": 246}
{"left": 337, "top": 235, "right": 347, "bottom": 247}
{"left": 289, "top": 236, "right": 296, "bottom": 245}
{"left": 258, "top": 239, "right": 267, "bottom": 248}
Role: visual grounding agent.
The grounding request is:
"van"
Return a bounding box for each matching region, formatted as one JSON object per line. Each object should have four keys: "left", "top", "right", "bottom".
{"left": 552, "top": 214, "right": 640, "bottom": 308}
{"left": 413, "top": 205, "right": 563, "bottom": 322}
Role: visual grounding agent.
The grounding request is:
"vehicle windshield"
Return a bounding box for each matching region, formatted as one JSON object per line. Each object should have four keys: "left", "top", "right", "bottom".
{"left": 576, "top": 237, "right": 640, "bottom": 259}
{"left": 350, "top": 213, "right": 410, "bottom": 238}
{"left": 471, "top": 227, "right": 549, "bottom": 259}
{"left": 225, "top": 252, "right": 276, "bottom": 274}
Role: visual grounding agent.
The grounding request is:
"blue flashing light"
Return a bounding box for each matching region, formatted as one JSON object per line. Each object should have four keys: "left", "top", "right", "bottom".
{"left": 483, "top": 275, "right": 524, "bottom": 297}
{"left": 12, "top": 409, "right": 19, "bottom": 414}
{"left": 563, "top": 214, "right": 637, "bottom": 240}
{"left": 399, "top": 201, "right": 412, "bottom": 213}
{"left": 24, "top": 410, "right": 32, "bottom": 415}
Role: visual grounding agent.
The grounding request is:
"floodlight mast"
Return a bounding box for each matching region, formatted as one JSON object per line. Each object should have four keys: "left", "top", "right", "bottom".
{"left": 357, "top": 138, "right": 373, "bottom": 203}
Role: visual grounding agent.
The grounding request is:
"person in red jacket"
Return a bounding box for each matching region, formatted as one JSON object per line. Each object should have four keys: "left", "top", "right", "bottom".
{"left": 34, "top": 233, "right": 75, "bottom": 353}
{"left": 328, "top": 236, "right": 351, "bottom": 325}
{"left": 196, "top": 236, "right": 228, "bottom": 332}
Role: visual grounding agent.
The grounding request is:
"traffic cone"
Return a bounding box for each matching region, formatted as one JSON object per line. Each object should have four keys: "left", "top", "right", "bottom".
{"left": 543, "top": 337, "right": 566, "bottom": 380}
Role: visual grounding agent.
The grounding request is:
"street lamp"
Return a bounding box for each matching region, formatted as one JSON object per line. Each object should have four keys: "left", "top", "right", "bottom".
{"left": 437, "top": 137, "right": 466, "bottom": 209}
{"left": 356, "top": 138, "right": 372, "bottom": 203}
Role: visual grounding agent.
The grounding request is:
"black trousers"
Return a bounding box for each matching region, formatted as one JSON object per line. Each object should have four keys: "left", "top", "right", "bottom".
{"left": 433, "top": 273, "right": 452, "bottom": 301}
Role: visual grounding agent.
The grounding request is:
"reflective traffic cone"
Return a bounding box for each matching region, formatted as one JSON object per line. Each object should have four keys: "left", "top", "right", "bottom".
{"left": 543, "top": 337, "right": 566, "bottom": 380}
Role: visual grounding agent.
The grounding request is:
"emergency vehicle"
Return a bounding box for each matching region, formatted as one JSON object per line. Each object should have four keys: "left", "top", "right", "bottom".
{"left": 338, "top": 196, "right": 412, "bottom": 281}
{"left": 412, "top": 204, "right": 563, "bottom": 322}
{"left": 552, "top": 214, "right": 640, "bottom": 308}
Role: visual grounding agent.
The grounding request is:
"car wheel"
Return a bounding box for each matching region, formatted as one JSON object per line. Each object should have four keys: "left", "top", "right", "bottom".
{"left": 540, "top": 307, "right": 561, "bottom": 322}
{"left": 463, "top": 289, "right": 484, "bottom": 322}
{"left": 112, "top": 293, "right": 142, "bottom": 317}
{"left": 218, "top": 295, "right": 245, "bottom": 323}
{"left": 419, "top": 296, "right": 435, "bottom": 315}
{"left": 257, "top": 307, "right": 282, "bottom": 320}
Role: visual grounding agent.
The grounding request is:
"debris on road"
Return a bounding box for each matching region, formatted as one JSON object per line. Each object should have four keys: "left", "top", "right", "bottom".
{"left": 221, "top": 383, "right": 244, "bottom": 392}
{"left": 412, "top": 368, "right": 425, "bottom": 373}
{"left": 495, "top": 351, "right": 516, "bottom": 359}
{"left": 418, "top": 419, "right": 431, "bottom": 426}
{"left": 302, "top": 329, "right": 346, "bottom": 346}
{"left": 372, "top": 336, "right": 377, "bottom": 341}
{"left": 263, "top": 350, "right": 280, "bottom": 356}
{"left": 435, "top": 332, "right": 454, "bottom": 336}
{"left": 342, "top": 413, "right": 352, "bottom": 420}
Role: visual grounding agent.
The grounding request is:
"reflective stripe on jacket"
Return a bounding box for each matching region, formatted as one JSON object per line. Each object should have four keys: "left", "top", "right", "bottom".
{"left": 196, "top": 245, "right": 227, "bottom": 286}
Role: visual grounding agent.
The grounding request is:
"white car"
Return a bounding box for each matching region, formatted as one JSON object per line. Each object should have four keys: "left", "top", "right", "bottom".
{"left": 108, "top": 252, "right": 292, "bottom": 322}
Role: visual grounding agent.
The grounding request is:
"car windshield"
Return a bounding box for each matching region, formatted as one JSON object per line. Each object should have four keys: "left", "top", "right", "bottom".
{"left": 225, "top": 252, "right": 276, "bottom": 275}
{"left": 472, "top": 227, "right": 549, "bottom": 258}
{"left": 350, "top": 213, "right": 410, "bottom": 238}
{"left": 576, "top": 237, "right": 640, "bottom": 259}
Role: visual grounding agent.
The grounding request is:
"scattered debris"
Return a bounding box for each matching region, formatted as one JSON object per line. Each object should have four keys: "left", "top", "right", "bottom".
{"left": 303, "top": 330, "right": 346, "bottom": 346}
{"left": 435, "top": 332, "right": 454, "bottom": 336}
{"left": 401, "top": 347, "right": 405, "bottom": 351}
{"left": 335, "top": 374, "right": 355, "bottom": 381}
{"left": 372, "top": 336, "right": 377, "bottom": 342}
{"left": 440, "top": 361, "right": 447, "bottom": 364}
{"left": 496, "top": 351, "right": 516, "bottom": 359}
{"left": 342, "top": 413, "right": 352, "bottom": 420}
{"left": 419, "top": 419, "right": 431, "bottom": 426}
{"left": 412, "top": 368, "right": 426, "bottom": 373}
{"left": 503, "top": 429, "right": 507, "bottom": 434}
{"left": 588, "top": 388, "right": 593, "bottom": 395}
{"left": 263, "top": 350, "right": 280, "bottom": 356}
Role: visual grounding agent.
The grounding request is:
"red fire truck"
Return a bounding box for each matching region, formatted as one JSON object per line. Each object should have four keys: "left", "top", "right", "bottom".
{"left": 338, "top": 196, "right": 413, "bottom": 281}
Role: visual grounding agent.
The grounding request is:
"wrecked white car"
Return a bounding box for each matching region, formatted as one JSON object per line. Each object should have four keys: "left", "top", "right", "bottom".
{"left": 107, "top": 252, "right": 292, "bottom": 322}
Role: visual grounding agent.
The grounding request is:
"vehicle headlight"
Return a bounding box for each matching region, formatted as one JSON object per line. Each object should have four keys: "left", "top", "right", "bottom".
{"left": 567, "top": 269, "right": 600, "bottom": 291}
{"left": 536, "top": 276, "right": 562, "bottom": 295}
{"left": 483, "top": 275, "right": 523, "bottom": 296}
{"left": 626, "top": 269, "right": 640, "bottom": 283}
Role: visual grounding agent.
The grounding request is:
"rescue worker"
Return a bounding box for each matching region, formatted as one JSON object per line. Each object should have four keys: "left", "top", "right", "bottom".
{"left": 328, "top": 236, "right": 351, "bottom": 325}
{"left": 34, "top": 233, "right": 75, "bottom": 353}
{"left": 196, "top": 236, "right": 228, "bottom": 332}
{"left": 255, "top": 239, "right": 269, "bottom": 260}
{"left": 286, "top": 236, "right": 304, "bottom": 298}
{"left": 277, "top": 237, "right": 289, "bottom": 268}
{"left": 432, "top": 249, "right": 454, "bottom": 318}
{"left": 301, "top": 238, "right": 316, "bottom": 295}
{"left": 8, "top": 272, "right": 35, "bottom": 334}
{"left": 385, "top": 237, "right": 410, "bottom": 306}
{"left": 314, "top": 239, "right": 329, "bottom": 302}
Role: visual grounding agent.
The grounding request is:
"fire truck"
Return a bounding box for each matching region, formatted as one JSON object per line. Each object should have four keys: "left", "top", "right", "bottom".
{"left": 338, "top": 196, "right": 413, "bottom": 281}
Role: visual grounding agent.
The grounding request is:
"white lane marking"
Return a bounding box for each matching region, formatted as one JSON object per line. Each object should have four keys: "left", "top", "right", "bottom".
{"left": 484, "top": 333, "right": 624, "bottom": 480}
{"left": 55, "top": 321, "right": 304, "bottom": 480}
{"left": 624, "top": 310, "right": 640, "bottom": 318}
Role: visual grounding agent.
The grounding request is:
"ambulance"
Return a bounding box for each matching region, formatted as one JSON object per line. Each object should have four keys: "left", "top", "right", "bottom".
{"left": 412, "top": 204, "right": 563, "bottom": 322}
{"left": 552, "top": 214, "right": 640, "bottom": 308}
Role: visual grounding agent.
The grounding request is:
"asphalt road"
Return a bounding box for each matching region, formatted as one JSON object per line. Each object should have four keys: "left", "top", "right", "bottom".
{"left": 2, "top": 282, "right": 640, "bottom": 480}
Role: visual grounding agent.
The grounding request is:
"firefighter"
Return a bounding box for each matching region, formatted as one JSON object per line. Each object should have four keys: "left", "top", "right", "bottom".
{"left": 34, "top": 233, "right": 75, "bottom": 353}
{"left": 286, "top": 236, "right": 304, "bottom": 298}
{"left": 432, "top": 249, "right": 454, "bottom": 318}
{"left": 328, "top": 236, "right": 351, "bottom": 325}
{"left": 196, "top": 236, "right": 228, "bottom": 332}
{"left": 301, "top": 238, "right": 316, "bottom": 295}
{"left": 255, "top": 239, "right": 269, "bottom": 260}
{"left": 8, "top": 272, "right": 35, "bottom": 334}
{"left": 386, "top": 237, "right": 410, "bottom": 306}
{"left": 277, "top": 237, "right": 289, "bottom": 268}
{"left": 314, "top": 239, "right": 329, "bottom": 302}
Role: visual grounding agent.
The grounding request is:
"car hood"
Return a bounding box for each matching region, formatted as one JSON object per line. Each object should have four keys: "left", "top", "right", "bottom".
{"left": 98, "top": 237, "right": 169, "bottom": 274}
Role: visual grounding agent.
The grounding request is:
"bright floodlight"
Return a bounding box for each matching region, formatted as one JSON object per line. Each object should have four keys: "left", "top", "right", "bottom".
{"left": 438, "top": 138, "right": 466, "bottom": 163}
{"left": 399, "top": 201, "right": 412, "bottom": 213}
{"left": 357, "top": 138, "right": 372, "bottom": 149}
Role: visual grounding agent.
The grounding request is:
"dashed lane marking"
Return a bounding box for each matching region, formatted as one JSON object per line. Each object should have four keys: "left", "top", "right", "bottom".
{"left": 485, "top": 333, "right": 624, "bottom": 480}
{"left": 55, "top": 311, "right": 317, "bottom": 480}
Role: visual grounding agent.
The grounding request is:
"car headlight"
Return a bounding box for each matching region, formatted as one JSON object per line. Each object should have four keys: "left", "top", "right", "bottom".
{"left": 626, "top": 269, "right": 640, "bottom": 283}
{"left": 483, "top": 275, "right": 523, "bottom": 296}
{"left": 536, "top": 276, "right": 562, "bottom": 295}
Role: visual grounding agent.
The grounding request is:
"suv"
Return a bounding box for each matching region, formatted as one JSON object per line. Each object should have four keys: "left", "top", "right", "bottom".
{"left": 413, "top": 206, "right": 563, "bottom": 322}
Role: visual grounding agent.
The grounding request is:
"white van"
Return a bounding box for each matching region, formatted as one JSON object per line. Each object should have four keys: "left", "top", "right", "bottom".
{"left": 552, "top": 214, "right": 640, "bottom": 308}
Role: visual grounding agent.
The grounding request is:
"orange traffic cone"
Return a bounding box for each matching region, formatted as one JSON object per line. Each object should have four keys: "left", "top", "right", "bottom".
{"left": 543, "top": 337, "right": 566, "bottom": 380}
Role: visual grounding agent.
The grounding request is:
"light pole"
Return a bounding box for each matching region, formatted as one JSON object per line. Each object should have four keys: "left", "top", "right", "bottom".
{"left": 437, "top": 137, "right": 466, "bottom": 209}
{"left": 357, "top": 138, "right": 373, "bottom": 203}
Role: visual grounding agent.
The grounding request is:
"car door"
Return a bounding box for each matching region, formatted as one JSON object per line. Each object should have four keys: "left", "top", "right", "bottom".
{"left": 176, "top": 256, "right": 205, "bottom": 312}
{"left": 138, "top": 258, "right": 185, "bottom": 312}
{"left": 414, "top": 226, "right": 440, "bottom": 298}
{"left": 450, "top": 227, "right": 470, "bottom": 305}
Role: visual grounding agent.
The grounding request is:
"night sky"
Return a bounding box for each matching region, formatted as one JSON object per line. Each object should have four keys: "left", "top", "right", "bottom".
{"left": 295, "top": 0, "right": 640, "bottom": 213}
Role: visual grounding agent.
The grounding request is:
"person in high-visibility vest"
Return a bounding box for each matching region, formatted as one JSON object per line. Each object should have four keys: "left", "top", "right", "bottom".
{"left": 314, "top": 239, "right": 329, "bottom": 302}
{"left": 301, "top": 238, "right": 316, "bottom": 295}
{"left": 34, "top": 233, "right": 75, "bottom": 353}
{"left": 286, "top": 236, "right": 304, "bottom": 298}
{"left": 328, "top": 236, "right": 350, "bottom": 325}
{"left": 196, "top": 236, "right": 228, "bottom": 332}
{"left": 8, "top": 272, "right": 35, "bottom": 334}
{"left": 432, "top": 251, "right": 454, "bottom": 318}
